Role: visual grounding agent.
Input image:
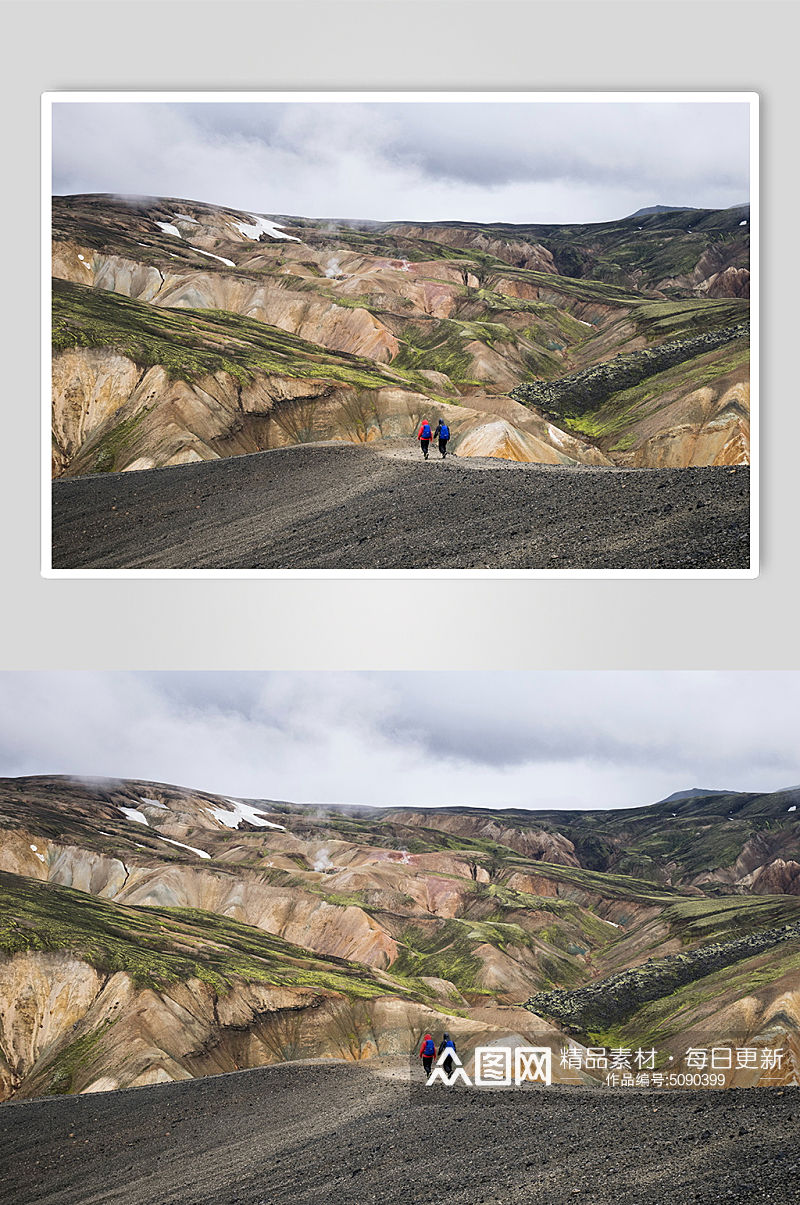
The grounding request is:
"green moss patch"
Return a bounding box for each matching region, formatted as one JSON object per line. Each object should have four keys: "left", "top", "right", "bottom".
{"left": 0, "top": 870, "right": 412, "bottom": 1001}
{"left": 53, "top": 279, "right": 403, "bottom": 393}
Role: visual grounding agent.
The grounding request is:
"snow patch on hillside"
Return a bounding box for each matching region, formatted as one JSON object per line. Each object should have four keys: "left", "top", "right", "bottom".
{"left": 119, "top": 806, "right": 149, "bottom": 825}
{"left": 155, "top": 221, "right": 181, "bottom": 238}
{"left": 140, "top": 797, "right": 168, "bottom": 809}
{"left": 207, "top": 799, "right": 286, "bottom": 830}
{"left": 235, "top": 215, "right": 300, "bottom": 243}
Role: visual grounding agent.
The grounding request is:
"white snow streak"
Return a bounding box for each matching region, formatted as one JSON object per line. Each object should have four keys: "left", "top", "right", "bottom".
{"left": 206, "top": 799, "right": 286, "bottom": 830}
{"left": 156, "top": 835, "right": 211, "bottom": 859}
{"left": 155, "top": 221, "right": 182, "bottom": 238}
{"left": 234, "top": 215, "right": 300, "bottom": 243}
{"left": 190, "top": 247, "right": 236, "bottom": 267}
{"left": 119, "top": 806, "right": 149, "bottom": 825}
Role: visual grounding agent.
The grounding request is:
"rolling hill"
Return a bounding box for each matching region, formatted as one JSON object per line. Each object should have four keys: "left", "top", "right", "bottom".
{"left": 1, "top": 773, "right": 796, "bottom": 1102}
{"left": 51, "top": 195, "right": 750, "bottom": 478}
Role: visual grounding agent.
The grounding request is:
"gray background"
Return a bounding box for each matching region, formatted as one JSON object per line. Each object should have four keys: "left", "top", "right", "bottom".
{"left": 1, "top": 0, "right": 794, "bottom": 670}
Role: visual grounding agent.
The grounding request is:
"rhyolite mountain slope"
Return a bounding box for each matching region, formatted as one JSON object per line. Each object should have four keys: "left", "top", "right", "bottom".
{"left": 1, "top": 773, "right": 797, "bottom": 1101}
{"left": 51, "top": 194, "right": 750, "bottom": 477}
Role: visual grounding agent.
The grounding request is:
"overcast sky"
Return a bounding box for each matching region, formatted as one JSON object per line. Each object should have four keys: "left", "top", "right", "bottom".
{"left": 52, "top": 99, "right": 750, "bottom": 224}
{"left": 0, "top": 672, "right": 794, "bottom": 811}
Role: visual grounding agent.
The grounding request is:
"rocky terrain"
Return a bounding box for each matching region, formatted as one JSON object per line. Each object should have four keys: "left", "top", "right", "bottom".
{"left": 51, "top": 195, "right": 750, "bottom": 481}
{"left": 1, "top": 775, "right": 798, "bottom": 1104}
{"left": 2, "top": 1060, "right": 798, "bottom": 1205}
{"left": 527, "top": 917, "right": 800, "bottom": 1032}
{"left": 510, "top": 319, "right": 749, "bottom": 467}
{"left": 51, "top": 442, "right": 750, "bottom": 570}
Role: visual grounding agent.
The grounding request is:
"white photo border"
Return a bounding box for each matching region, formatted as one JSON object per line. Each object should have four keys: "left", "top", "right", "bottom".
{"left": 41, "top": 90, "right": 759, "bottom": 580}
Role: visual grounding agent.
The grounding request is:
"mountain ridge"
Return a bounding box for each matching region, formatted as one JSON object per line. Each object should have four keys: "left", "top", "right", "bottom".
{"left": 51, "top": 192, "right": 750, "bottom": 481}
{"left": 628, "top": 204, "right": 695, "bottom": 217}
{"left": 1, "top": 772, "right": 798, "bottom": 1100}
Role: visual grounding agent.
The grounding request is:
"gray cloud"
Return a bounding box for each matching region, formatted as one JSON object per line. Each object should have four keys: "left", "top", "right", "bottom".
{"left": 372, "top": 673, "right": 798, "bottom": 777}
{"left": 51, "top": 99, "right": 750, "bottom": 224}
{"left": 0, "top": 673, "right": 795, "bottom": 811}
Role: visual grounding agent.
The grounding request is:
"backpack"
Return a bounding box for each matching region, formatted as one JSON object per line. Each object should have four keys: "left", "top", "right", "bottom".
{"left": 439, "top": 424, "right": 450, "bottom": 440}
{"left": 421, "top": 423, "right": 431, "bottom": 439}
{"left": 443, "top": 1038, "right": 455, "bottom": 1051}
{"left": 422, "top": 1037, "right": 435, "bottom": 1057}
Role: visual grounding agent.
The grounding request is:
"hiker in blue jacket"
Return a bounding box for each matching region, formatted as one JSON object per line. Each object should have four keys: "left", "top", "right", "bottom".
{"left": 434, "top": 418, "right": 450, "bottom": 458}
{"left": 438, "top": 1032, "right": 457, "bottom": 1076}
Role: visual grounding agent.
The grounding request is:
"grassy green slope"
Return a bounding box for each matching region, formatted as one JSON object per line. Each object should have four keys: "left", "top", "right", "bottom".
{"left": 561, "top": 340, "right": 749, "bottom": 449}
{"left": 0, "top": 870, "right": 419, "bottom": 1000}
{"left": 525, "top": 893, "right": 800, "bottom": 1043}
{"left": 53, "top": 279, "right": 406, "bottom": 392}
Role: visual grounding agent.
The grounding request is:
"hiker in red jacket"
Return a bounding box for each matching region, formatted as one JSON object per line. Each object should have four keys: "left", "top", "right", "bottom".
{"left": 417, "top": 419, "right": 432, "bottom": 459}
{"left": 420, "top": 1032, "right": 436, "bottom": 1077}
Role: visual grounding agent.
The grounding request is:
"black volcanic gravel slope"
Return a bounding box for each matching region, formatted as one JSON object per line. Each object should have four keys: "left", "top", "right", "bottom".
{"left": 1, "top": 1062, "right": 797, "bottom": 1205}
{"left": 51, "top": 443, "right": 750, "bottom": 570}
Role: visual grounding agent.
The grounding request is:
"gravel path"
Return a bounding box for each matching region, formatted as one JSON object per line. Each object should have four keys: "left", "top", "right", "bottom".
{"left": 1, "top": 1061, "right": 796, "bottom": 1204}
{"left": 51, "top": 443, "right": 750, "bottom": 570}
